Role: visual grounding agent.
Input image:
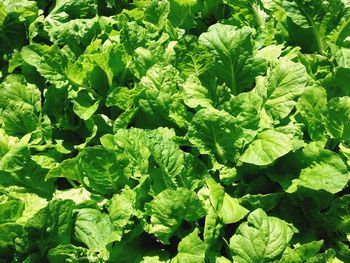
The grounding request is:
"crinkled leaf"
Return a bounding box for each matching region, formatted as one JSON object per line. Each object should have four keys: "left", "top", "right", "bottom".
{"left": 148, "top": 188, "right": 206, "bottom": 244}
{"left": 229, "top": 209, "right": 294, "bottom": 263}
{"left": 199, "top": 23, "right": 267, "bottom": 93}
{"left": 188, "top": 108, "right": 248, "bottom": 164}
{"left": 254, "top": 60, "right": 308, "bottom": 122}
{"left": 77, "top": 146, "right": 129, "bottom": 196}
{"left": 75, "top": 208, "right": 114, "bottom": 253}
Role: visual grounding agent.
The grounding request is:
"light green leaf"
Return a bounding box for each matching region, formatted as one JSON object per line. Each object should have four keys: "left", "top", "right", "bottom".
{"left": 71, "top": 90, "right": 100, "bottom": 120}
{"left": 77, "top": 146, "right": 129, "bottom": 196}
{"left": 138, "top": 64, "right": 179, "bottom": 121}
{"left": 326, "top": 96, "right": 350, "bottom": 143}
{"left": 282, "top": 0, "right": 348, "bottom": 52}
{"left": 199, "top": 23, "right": 267, "bottom": 93}
{"left": 188, "top": 108, "right": 247, "bottom": 164}
{"left": 168, "top": 0, "right": 198, "bottom": 29}
{"left": 106, "top": 86, "right": 142, "bottom": 110}
{"left": 224, "top": 91, "right": 260, "bottom": 130}
{"left": 53, "top": 187, "right": 92, "bottom": 205}
{"left": 171, "top": 228, "right": 205, "bottom": 263}
{"left": 0, "top": 145, "right": 30, "bottom": 173}
{"left": 206, "top": 177, "right": 248, "bottom": 224}
{"left": 221, "top": 194, "right": 249, "bottom": 224}
{"left": 240, "top": 130, "right": 294, "bottom": 166}
{"left": 75, "top": 208, "right": 114, "bottom": 252}
{"left": 174, "top": 36, "right": 215, "bottom": 77}
{"left": 277, "top": 240, "right": 324, "bottom": 263}
{"left": 296, "top": 85, "right": 327, "bottom": 140}
{"left": 146, "top": 128, "right": 184, "bottom": 187}
{"left": 108, "top": 190, "right": 136, "bottom": 241}
{"left": 148, "top": 188, "right": 206, "bottom": 244}
{"left": 48, "top": 244, "right": 91, "bottom": 263}
{"left": 230, "top": 209, "right": 294, "bottom": 263}
{"left": 287, "top": 146, "right": 350, "bottom": 194}
{"left": 144, "top": 0, "right": 170, "bottom": 26}
{"left": 9, "top": 190, "right": 48, "bottom": 224}
{"left": 182, "top": 74, "right": 213, "bottom": 108}
{"left": 203, "top": 206, "right": 223, "bottom": 252}
{"left": 254, "top": 60, "right": 308, "bottom": 122}
{"left": 46, "top": 158, "right": 80, "bottom": 183}
{"left": 20, "top": 44, "right": 68, "bottom": 87}
{"left": 87, "top": 44, "right": 126, "bottom": 86}
{"left": 0, "top": 74, "right": 41, "bottom": 112}
{"left": 114, "top": 128, "right": 150, "bottom": 178}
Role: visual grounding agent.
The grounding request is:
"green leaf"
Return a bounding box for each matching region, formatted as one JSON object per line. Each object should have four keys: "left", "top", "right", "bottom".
{"left": 296, "top": 86, "right": 327, "bottom": 141}
{"left": 71, "top": 90, "right": 100, "bottom": 120}
{"left": 144, "top": 0, "right": 170, "bottom": 26}
{"left": 20, "top": 44, "right": 68, "bottom": 88}
{"left": 221, "top": 194, "right": 249, "bottom": 224}
{"left": 182, "top": 74, "right": 213, "bottom": 108}
{"left": 48, "top": 244, "right": 91, "bottom": 263}
{"left": 179, "top": 153, "right": 207, "bottom": 190}
{"left": 282, "top": 0, "right": 348, "bottom": 52}
{"left": 77, "top": 146, "right": 129, "bottom": 196}
{"left": 168, "top": 0, "right": 198, "bottom": 29}
{"left": 75, "top": 208, "right": 114, "bottom": 253}
{"left": 1, "top": 101, "right": 39, "bottom": 137}
{"left": 286, "top": 144, "right": 350, "bottom": 194}
{"left": 86, "top": 44, "right": 126, "bottom": 86}
{"left": 171, "top": 228, "right": 205, "bottom": 263}
{"left": 45, "top": 158, "right": 80, "bottom": 183}
{"left": 0, "top": 75, "right": 43, "bottom": 138}
{"left": 145, "top": 128, "right": 185, "bottom": 188}
{"left": 326, "top": 195, "right": 350, "bottom": 233}
{"left": 240, "top": 130, "right": 294, "bottom": 166}
{"left": 25, "top": 200, "right": 75, "bottom": 249}
{"left": 326, "top": 96, "right": 350, "bottom": 143}
{"left": 147, "top": 188, "right": 206, "bottom": 244}
{"left": 0, "top": 74, "right": 41, "bottom": 112}
{"left": 224, "top": 0, "right": 269, "bottom": 28}
{"left": 199, "top": 23, "right": 267, "bottom": 93}
{"left": 7, "top": 189, "right": 48, "bottom": 224}
{"left": 239, "top": 193, "right": 283, "bottom": 212}
{"left": 0, "top": 223, "right": 23, "bottom": 248}
{"left": 0, "top": 0, "right": 38, "bottom": 61}
{"left": 137, "top": 64, "right": 179, "bottom": 121}
{"left": 114, "top": 128, "right": 150, "bottom": 178}
{"left": 188, "top": 107, "right": 249, "bottom": 164}
{"left": 0, "top": 145, "right": 30, "bottom": 173}
{"left": 223, "top": 91, "right": 260, "bottom": 130}
{"left": 206, "top": 177, "right": 248, "bottom": 224}
{"left": 277, "top": 240, "right": 324, "bottom": 263}
{"left": 30, "top": 0, "right": 98, "bottom": 49}
{"left": 174, "top": 36, "right": 215, "bottom": 77}
{"left": 106, "top": 86, "right": 142, "bottom": 110}
{"left": 229, "top": 208, "right": 295, "bottom": 263}
{"left": 108, "top": 189, "right": 136, "bottom": 241}
{"left": 0, "top": 198, "right": 24, "bottom": 223}
{"left": 254, "top": 60, "right": 308, "bottom": 123}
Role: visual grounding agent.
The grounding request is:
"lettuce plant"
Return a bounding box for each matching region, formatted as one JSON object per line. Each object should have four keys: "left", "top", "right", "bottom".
{"left": 1, "top": 0, "right": 350, "bottom": 262}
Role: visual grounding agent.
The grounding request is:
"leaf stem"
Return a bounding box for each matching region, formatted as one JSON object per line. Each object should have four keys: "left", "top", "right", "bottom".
{"left": 67, "top": 178, "right": 78, "bottom": 188}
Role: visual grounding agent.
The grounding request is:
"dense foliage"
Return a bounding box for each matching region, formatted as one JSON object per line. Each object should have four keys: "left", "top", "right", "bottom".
{"left": 1, "top": 0, "right": 350, "bottom": 262}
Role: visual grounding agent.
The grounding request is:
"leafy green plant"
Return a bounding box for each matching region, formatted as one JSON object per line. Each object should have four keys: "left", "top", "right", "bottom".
{"left": 1, "top": 0, "right": 350, "bottom": 262}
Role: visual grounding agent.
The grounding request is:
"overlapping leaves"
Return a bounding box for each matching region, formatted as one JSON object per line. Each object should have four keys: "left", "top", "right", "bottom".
{"left": 1, "top": 0, "right": 350, "bottom": 262}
